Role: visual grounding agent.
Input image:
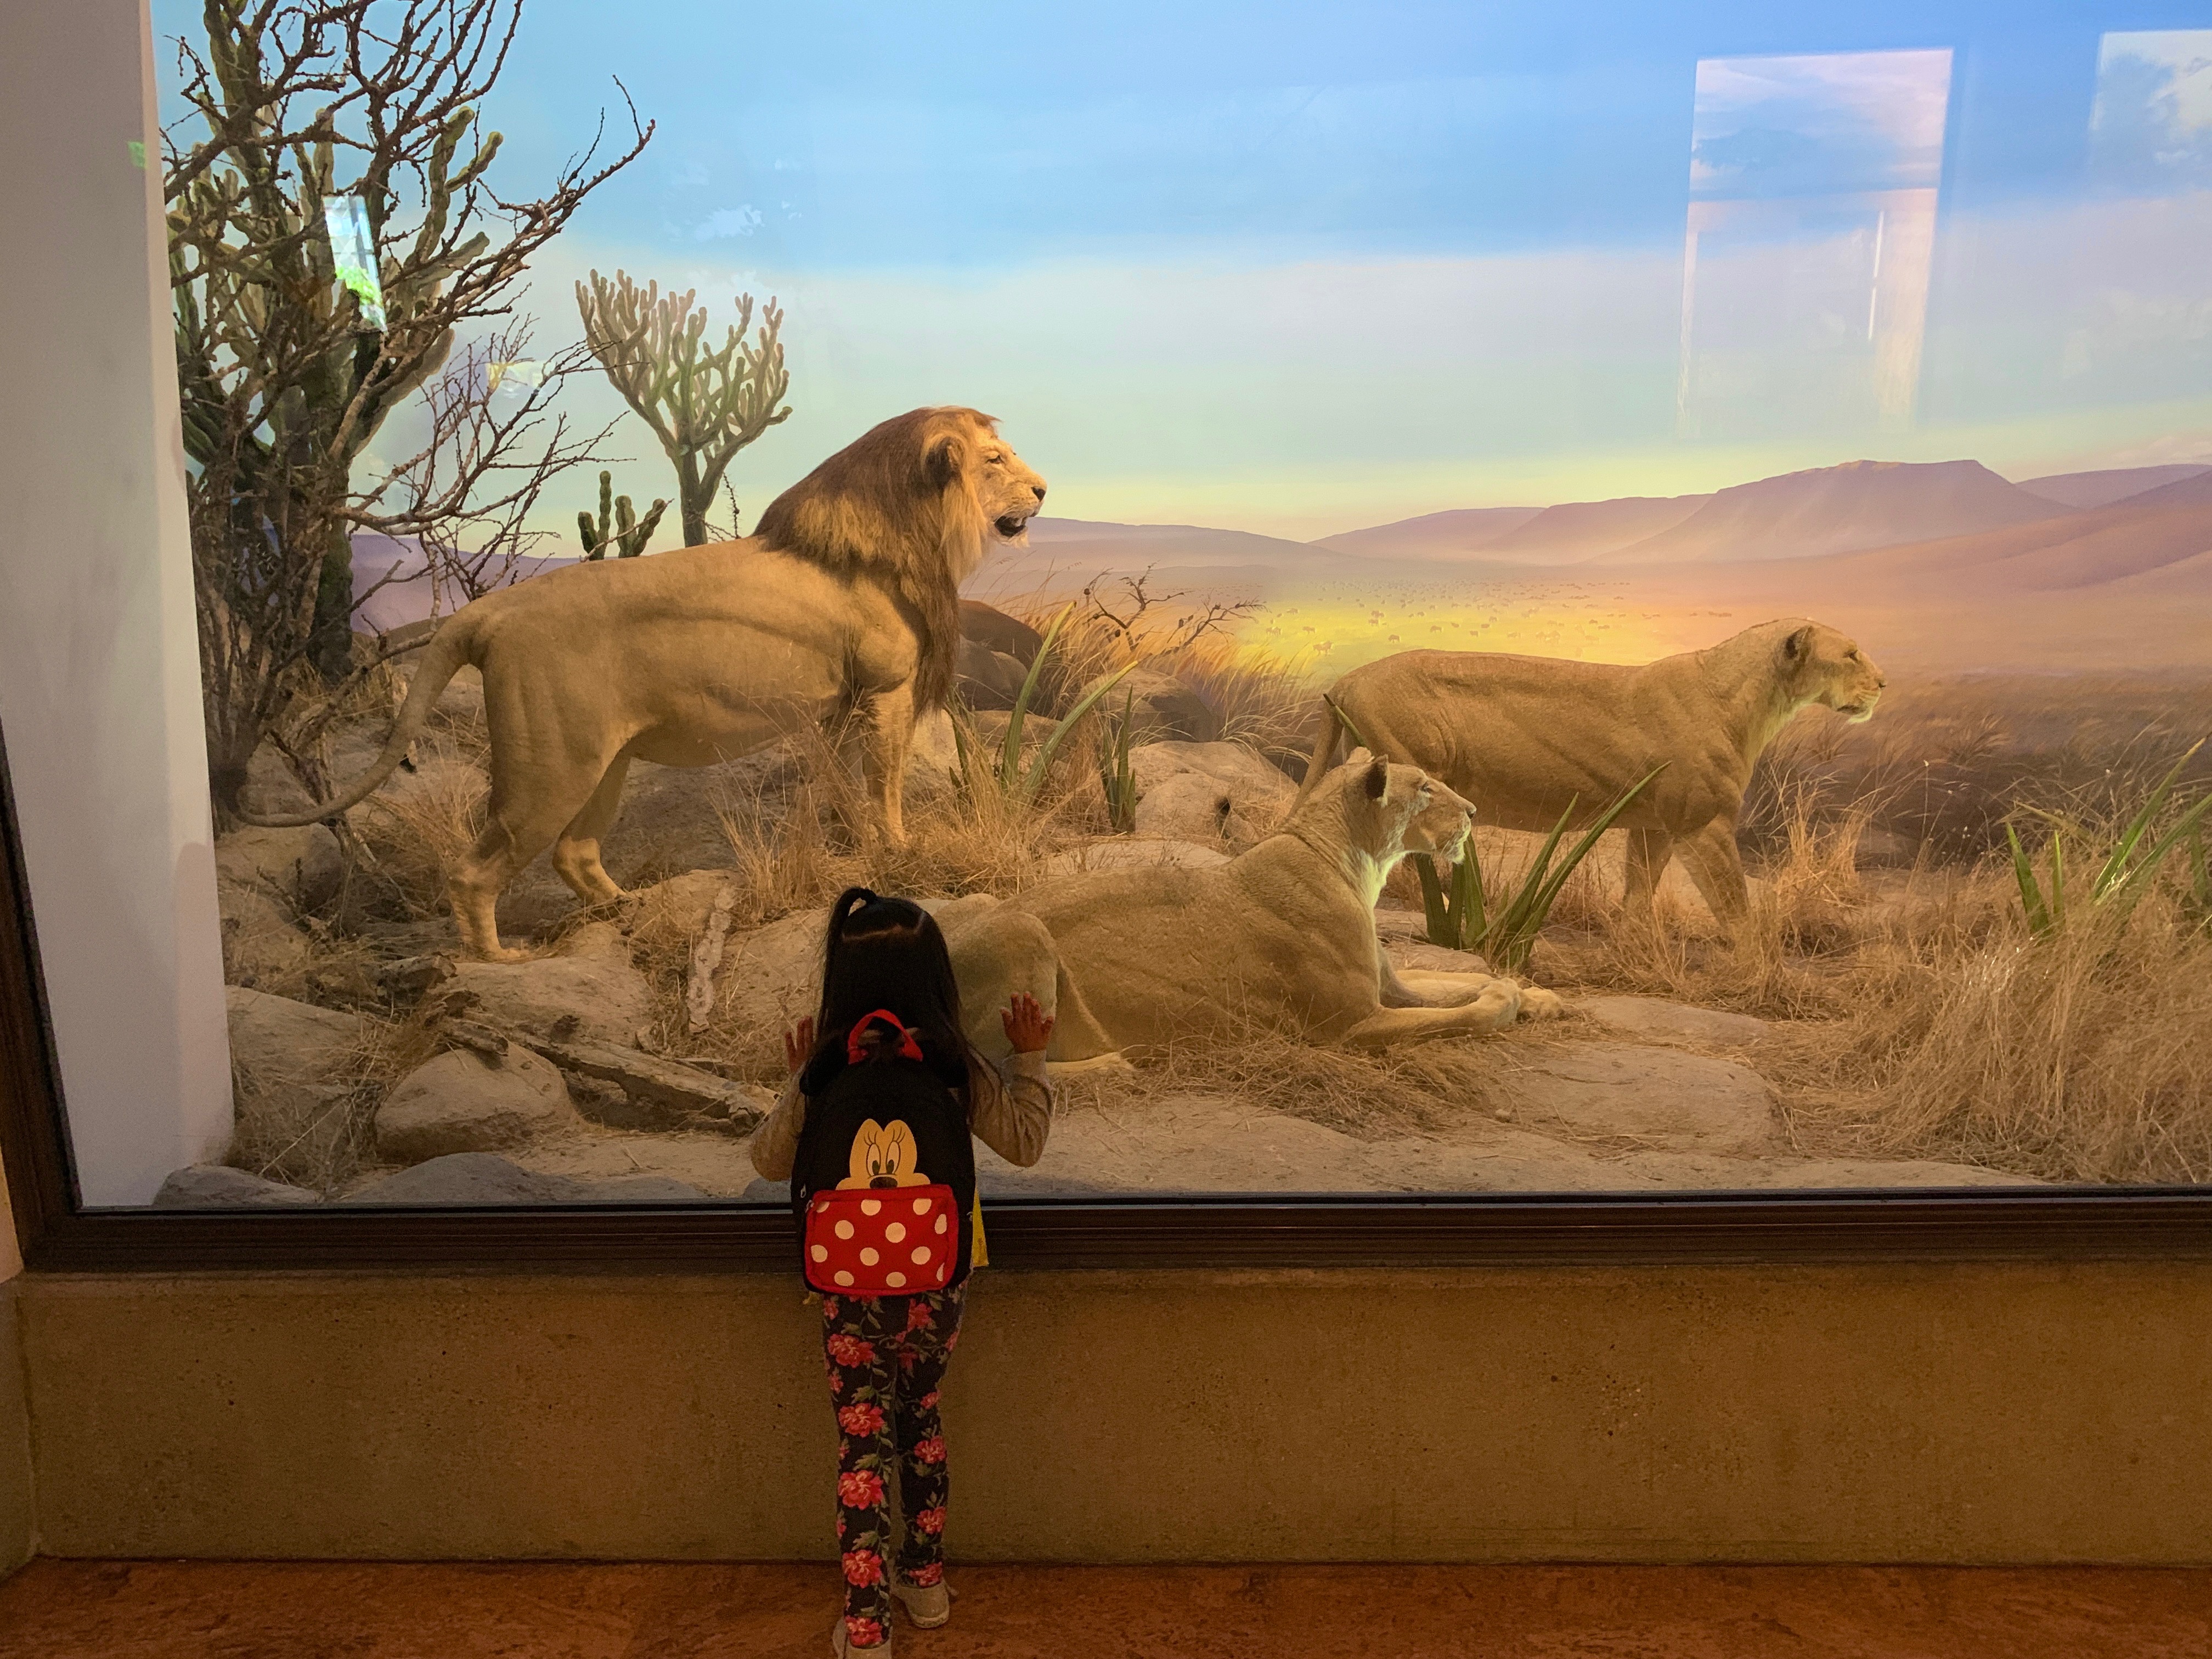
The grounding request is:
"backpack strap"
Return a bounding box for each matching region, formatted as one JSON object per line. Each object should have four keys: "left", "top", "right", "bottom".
{"left": 845, "top": 1009, "right": 926, "bottom": 1064}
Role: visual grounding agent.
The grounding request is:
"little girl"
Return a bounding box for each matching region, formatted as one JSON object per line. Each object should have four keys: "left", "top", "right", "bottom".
{"left": 749, "top": 886, "right": 1054, "bottom": 1657}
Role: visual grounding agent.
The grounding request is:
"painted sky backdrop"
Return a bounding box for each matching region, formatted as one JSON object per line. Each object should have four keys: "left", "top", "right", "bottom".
{"left": 154, "top": 1, "right": 2212, "bottom": 540}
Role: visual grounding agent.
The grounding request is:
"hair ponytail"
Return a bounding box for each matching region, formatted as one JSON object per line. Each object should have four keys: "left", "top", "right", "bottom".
{"left": 803, "top": 887, "right": 985, "bottom": 1105}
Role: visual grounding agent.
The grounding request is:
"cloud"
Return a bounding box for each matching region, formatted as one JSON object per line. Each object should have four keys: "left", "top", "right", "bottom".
{"left": 692, "top": 205, "right": 765, "bottom": 241}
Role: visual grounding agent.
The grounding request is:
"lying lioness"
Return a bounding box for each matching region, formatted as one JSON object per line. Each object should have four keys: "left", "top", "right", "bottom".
{"left": 937, "top": 752, "right": 1561, "bottom": 1060}
{"left": 1296, "top": 620, "right": 1884, "bottom": 928}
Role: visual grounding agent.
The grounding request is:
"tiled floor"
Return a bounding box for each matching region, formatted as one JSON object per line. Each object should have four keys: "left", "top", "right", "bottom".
{"left": 0, "top": 1560, "right": 2208, "bottom": 1658}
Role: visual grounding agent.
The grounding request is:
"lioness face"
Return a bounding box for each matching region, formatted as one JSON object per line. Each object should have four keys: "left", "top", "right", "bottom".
{"left": 1395, "top": 768, "right": 1477, "bottom": 862}
{"left": 1788, "top": 623, "right": 1887, "bottom": 723}
{"left": 970, "top": 427, "right": 1048, "bottom": 541}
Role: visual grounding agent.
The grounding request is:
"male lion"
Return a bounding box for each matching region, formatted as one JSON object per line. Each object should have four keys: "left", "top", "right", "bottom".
{"left": 246, "top": 407, "right": 1046, "bottom": 959}
{"left": 934, "top": 752, "right": 1562, "bottom": 1062}
{"left": 1293, "top": 618, "right": 1885, "bottom": 929}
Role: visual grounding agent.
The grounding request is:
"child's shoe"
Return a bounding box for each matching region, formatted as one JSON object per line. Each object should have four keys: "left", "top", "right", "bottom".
{"left": 831, "top": 1613, "right": 891, "bottom": 1655}
{"left": 889, "top": 1577, "right": 952, "bottom": 1629}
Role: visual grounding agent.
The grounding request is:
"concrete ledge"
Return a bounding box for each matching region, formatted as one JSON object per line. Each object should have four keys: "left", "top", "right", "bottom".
{"left": 14, "top": 1263, "right": 2212, "bottom": 1564}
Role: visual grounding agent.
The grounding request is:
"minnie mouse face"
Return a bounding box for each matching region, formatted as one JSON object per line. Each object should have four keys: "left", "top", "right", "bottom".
{"left": 836, "top": 1119, "right": 933, "bottom": 1190}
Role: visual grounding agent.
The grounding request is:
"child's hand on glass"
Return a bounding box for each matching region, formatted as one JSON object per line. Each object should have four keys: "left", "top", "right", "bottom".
{"left": 782, "top": 1015, "right": 816, "bottom": 1077}
{"left": 1002, "top": 991, "right": 1054, "bottom": 1054}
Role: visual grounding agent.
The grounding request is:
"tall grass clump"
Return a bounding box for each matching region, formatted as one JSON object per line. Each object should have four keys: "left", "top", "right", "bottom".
{"left": 1824, "top": 876, "right": 2212, "bottom": 1183}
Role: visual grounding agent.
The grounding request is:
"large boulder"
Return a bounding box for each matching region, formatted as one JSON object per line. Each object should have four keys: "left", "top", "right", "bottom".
{"left": 1578, "top": 996, "right": 1770, "bottom": 1048}
{"left": 224, "top": 987, "right": 369, "bottom": 1181}
{"left": 374, "top": 1045, "right": 579, "bottom": 1164}
{"left": 714, "top": 907, "right": 838, "bottom": 1029}
{"left": 1129, "top": 741, "right": 1295, "bottom": 847}
{"left": 216, "top": 882, "right": 316, "bottom": 988}
{"left": 227, "top": 986, "right": 364, "bottom": 1091}
{"left": 955, "top": 638, "right": 1032, "bottom": 711}
{"left": 1505, "top": 1042, "right": 1776, "bottom": 1155}
{"left": 342, "top": 1152, "right": 707, "bottom": 1205}
{"left": 153, "top": 1165, "right": 322, "bottom": 1207}
{"left": 216, "top": 824, "right": 345, "bottom": 914}
{"left": 1115, "top": 669, "right": 1222, "bottom": 744}
{"left": 960, "top": 599, "right": 1045, "bottom": 665}
{"left": 449, "top": 922, "right": 655, "bottom": 1047}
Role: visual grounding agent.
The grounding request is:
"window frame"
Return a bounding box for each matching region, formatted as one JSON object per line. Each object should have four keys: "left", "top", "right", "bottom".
{"left": 9, "top": 735, "right": 2212, "bottom": 1275}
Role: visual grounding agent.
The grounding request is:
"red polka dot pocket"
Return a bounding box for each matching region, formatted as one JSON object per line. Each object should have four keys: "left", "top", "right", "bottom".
{"left": 804, "top": 1184, "right": 960, "bottom": 1295}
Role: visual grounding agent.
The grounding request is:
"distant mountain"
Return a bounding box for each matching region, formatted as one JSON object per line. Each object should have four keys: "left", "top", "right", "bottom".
{"left": 1753, "top": 494, "right": 2212, "bottom": 593}
{"left": 1313, "top": 506, "right": 1541, "bottom": 560}
{"left": 2017, "top": 464, "right": 2212, "bottom": 510}
{"left": 1481, "top": 493, "right": 1711, "bottom": 562}
{"left": 1006, "top": 516, "right": 1348, "bottom": 574}
{"left": 2096, "top": 467, "right": 2212, "bottom": 512}
{"left": 1598, "top": 459, "right": 2066, "bottom": 566}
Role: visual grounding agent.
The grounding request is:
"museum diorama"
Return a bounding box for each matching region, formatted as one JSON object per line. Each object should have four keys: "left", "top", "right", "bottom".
{"left": 80, "top": 0, "right": 2212, "bottom": 1210}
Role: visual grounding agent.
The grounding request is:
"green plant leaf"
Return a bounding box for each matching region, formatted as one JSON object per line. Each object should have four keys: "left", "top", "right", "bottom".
{"left": 1413, "top": 854, "right": 1454, "bottom": 949}
{"left": 1003, "top": 602, "right": 1074, "bottom": 787}
{"left": 1021, "top": 662, "right": 1138, "bottom": 805}
{"left": 2007, "top": 822, "right": 2052, "bottom": 938}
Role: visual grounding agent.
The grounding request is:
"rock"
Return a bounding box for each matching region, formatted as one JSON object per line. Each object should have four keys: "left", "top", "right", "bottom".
{"left": 343, "top": 1153, "right": 573, "bottom": 1205}
{"left": 578, "top": 1174, "right": 713, "bottom": 1203}
{"left": 1386, "top": 940, "right": 1492, "bottom": 975}
{"left": 960, "top": 599, "right": 1045, "bottom": 665}
{"left": 905, "top": 707, "right": 962, "bottom": 800}
{"left": 449, "top": 923, "right": 654, "bottom": 1047}
{"left": 516, "top": 1035, "right": 772, "bottom": 1130}
{"left": 712, "top": 909, "right": 833, "bottom": 1039}
{"left": 1039, "top": 838, "right": 1233, "bottom": 877}
{"left": 1578, "top": 995, "right": 1770, "bottom": 1048}
{"left": 217, "top": 882, "right": 315, "bottom": 987}
{"left": 227, "top": 986, "right": 365, "bottom": 1085}
{"left": 216, "top": 824, "right": 345, "bottom": 913}
{"left": 955, "top": 639, "right": 1033, "bottom": 711}
{"left": 375, "top": 1046, "right": 578, "bottom": 1163}
{"left": 153, "top": 1165, "right": 322, "bottom": 1207}
{"left": 630, "top": 870, "right": 742, "bottom": 941}
{"left": 1128, "top": 740, "right": 1293, "bottom": 846}
{"left": 341, "top": 1152, "right": 707, "bottom": 1205}
{"left": 1374, "top": 906, "right": 1428, "bottom": 941}
{"left": 1507, "top": 1042, "right": 1776, "bottom": 1154}
{"left": 1115, "top": 669, "right": 1223, "bottom": 744}
{"left": 740, "top": 1177, "right": 792, "bottom": 1204}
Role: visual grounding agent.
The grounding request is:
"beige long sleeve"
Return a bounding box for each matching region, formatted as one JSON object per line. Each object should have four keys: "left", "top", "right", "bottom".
{"left": 748, "top": 1050, "right": 1054, "bottom": 1182}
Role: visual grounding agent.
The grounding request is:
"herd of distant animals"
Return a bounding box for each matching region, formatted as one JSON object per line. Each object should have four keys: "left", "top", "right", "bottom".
{"left": 246, "top": 407, "right": 1887, "bottom": 978}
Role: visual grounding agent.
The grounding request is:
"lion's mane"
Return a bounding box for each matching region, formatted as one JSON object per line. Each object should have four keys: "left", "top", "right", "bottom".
{"left": 752, "top": 405, "right": 998, "bottom": 713}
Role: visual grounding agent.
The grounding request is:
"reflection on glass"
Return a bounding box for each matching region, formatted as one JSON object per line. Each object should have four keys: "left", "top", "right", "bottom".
{"left": 1678, "top": 49, "right": 1953, "bottom": 438}
{"left": 323, "top": 196, "right": 387, "bottom": 330}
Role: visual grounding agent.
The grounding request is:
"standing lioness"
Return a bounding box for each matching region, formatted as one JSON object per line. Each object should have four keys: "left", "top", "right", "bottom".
{"left": 245, "top": 407, "right": 1047, "bottom": 960}
{"left": 1294, "top": 619, "right": 1886, "bottom": 927}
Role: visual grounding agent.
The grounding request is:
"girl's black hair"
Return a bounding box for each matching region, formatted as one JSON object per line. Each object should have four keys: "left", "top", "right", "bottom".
{"left": 800, "top": 887, "right": 986, "bottom": 1104}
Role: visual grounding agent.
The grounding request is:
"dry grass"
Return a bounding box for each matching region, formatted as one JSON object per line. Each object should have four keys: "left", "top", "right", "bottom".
{"left": 225, "top": 1011, "right": 417, "bottom": 1193}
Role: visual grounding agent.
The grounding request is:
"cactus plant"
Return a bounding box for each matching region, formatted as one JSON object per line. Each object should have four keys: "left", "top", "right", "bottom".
{"left": 575, "top": 470, "right": 669, "bottom": 559}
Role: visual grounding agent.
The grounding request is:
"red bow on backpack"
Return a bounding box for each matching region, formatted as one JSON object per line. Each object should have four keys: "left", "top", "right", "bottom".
{"left": 845, "top": 1009, "right": 926, "bottom": 1064}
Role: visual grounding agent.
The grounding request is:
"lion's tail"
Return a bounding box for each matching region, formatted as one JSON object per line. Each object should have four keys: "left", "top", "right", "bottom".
{"left": 1288, "top": 692, "right": 1350, "bottom": 815}
{"left": 235, "top": 615, "right": 481, "bottom": 829}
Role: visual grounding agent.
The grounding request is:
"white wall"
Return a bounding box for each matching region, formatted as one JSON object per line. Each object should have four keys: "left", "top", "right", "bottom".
{"left": 0, "top": 0, "right": 232, "bottom": 1204}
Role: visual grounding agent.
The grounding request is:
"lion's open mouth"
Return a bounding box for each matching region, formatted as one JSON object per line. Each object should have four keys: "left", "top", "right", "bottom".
{"left": 993, "top": 512, "right": 1031, "bottom": 539}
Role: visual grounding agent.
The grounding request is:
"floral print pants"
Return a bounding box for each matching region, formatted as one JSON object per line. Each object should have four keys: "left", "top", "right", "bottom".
{"left": 821, "top": 1283, "right": 966, "bottom": 1649}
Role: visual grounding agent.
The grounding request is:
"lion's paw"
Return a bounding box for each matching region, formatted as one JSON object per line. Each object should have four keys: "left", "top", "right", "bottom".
{"left": 1516, "top": 986, "right": 1566, "bottom": 1022}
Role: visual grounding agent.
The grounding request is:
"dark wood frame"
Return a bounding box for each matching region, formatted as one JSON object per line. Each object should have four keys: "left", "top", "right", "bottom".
{"left": 8, "top": 725, "right": 2212, "bottom": 1275}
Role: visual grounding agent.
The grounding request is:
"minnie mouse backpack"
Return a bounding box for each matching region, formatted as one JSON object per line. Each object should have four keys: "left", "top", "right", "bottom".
{"left": 791, "top": 1011, "right": 977, "bottom": 1295}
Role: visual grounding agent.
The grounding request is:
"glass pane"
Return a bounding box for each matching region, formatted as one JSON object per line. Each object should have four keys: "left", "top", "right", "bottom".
{"left": 15, "top": 1, "right": 2207, "bottom": 1211}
